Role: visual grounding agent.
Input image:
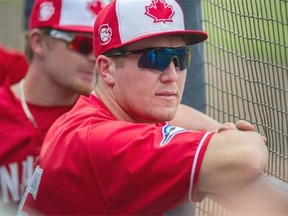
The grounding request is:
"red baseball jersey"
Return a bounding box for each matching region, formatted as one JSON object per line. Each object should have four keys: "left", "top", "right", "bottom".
{"left": 0, "top": 45, "right": 28, "bottom": 85}
{"left": 18, "top": 94, "right": 214, "bottom": 215}
{"left": 0, "top": 81, "right": 73, "bottom": 208}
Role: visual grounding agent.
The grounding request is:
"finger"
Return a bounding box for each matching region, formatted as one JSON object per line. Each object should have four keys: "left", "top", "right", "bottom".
{"left": 235, "top": 120, "right": 255, "bottom": 131}
{"left": 262, "top": 136, "right": 267, "bottom": 143}
{"left": 215, "top": 125, "right": 229, "bottom": 133}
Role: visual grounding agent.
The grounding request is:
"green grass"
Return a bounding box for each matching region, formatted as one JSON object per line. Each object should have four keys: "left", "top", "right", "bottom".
{"left": 202, "top": 0, "right": 287, "bottom": 65}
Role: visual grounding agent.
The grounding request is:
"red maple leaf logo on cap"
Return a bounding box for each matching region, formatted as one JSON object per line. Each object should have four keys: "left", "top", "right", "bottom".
{"left": 87, "top": 0, "right": 104, "bottom": 16}
{"left": 145, "top": 0, "right": 175, "bottom": 23}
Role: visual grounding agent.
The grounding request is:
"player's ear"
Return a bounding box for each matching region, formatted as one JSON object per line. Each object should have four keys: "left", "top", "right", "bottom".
{"left": 96, "top": 55, "right": 116, "bottom": 86}
{"left": 28, "top": 28, "right": 47, "bottom": 58}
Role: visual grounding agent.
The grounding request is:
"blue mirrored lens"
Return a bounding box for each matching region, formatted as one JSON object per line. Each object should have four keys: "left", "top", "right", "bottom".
{"left": 138, "top": 47, "right": 191, "bottom": 71}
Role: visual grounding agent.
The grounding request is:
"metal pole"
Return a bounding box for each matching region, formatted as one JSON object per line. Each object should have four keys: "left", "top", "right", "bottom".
{"left": 180, "top": 0, "right": 206, "bottom": 113}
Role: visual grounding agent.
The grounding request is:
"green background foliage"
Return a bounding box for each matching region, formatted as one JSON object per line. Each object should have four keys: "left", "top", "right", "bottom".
{"left": 203, "top": 0, "right": 287, "bottom": 65}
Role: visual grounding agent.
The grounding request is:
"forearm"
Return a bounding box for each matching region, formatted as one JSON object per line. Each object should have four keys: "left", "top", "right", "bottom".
{"left": 197, "top": 129, "right": 268, "bottom": 194}
{"left": 171, "top": 104, "right": 257, "bottom": 133}
{"left": 170, "top": 104, "right": 222, "bottom": 131}
{"left": 209, "top": 174, "right": 288, "bottom": 215}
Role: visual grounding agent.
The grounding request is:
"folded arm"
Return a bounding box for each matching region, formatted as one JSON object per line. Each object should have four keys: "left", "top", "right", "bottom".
{"left": 209, "top": 174, "right": 288, "bottom": 215}
{"left": 170, "top": 104, "right": 222, "bottom": 131}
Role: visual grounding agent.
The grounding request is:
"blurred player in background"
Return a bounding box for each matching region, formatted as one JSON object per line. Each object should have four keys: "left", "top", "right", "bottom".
{"left": 0, "top": 0, "right": 32, "bottom": 87}
{"left": 0, "top": 0, "right": 109, "bottom": 212}
{"left": 0, "top": 0, "right": 34, "bottom": 87}
{"left": 0, "top": 44, "right": 28, "bottom": 85}
{"left": 18, "top": 0, "right": 288, "bottom": 215}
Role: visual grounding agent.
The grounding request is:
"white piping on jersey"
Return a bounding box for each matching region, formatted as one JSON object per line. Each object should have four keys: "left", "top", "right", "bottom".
{"left": 188, "top": 131, "right": 212, "bottom": 202}
{"left": 19, "top": 79, "right": 38, "bottom": 128}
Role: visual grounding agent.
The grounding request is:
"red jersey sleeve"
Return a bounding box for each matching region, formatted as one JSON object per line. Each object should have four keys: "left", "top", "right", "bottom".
{"left": 0, "top": 45, "right": 28, "bottom": 85}
{"left": 87, "top": 120, "right": 213, "bottom": 213}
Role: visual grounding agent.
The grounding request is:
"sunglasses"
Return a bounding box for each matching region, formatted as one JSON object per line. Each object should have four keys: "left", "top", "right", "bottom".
{"left": 45, "top": 29, "right": 93, "bottom": 56}
{"left": 105, "top": 47, "right": 192, "bottom": 72}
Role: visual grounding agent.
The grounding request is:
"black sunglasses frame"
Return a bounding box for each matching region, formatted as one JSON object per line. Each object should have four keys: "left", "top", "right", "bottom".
{"left": 104, "top": 46, "right": 192, "bottom": 72}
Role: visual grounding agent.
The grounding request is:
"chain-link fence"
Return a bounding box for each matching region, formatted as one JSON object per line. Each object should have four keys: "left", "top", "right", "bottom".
{"left": 197, "top": 0, "right": 288, "bottom": 215}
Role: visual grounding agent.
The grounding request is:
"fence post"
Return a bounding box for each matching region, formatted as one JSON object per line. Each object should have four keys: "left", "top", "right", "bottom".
{"left": 179, "top": 0, "right": 206, "bottom": 113}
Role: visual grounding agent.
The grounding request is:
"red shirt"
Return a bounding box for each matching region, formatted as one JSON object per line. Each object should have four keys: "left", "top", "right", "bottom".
{"left": 19, "top": 94, "right": 214, "bottom": 215}
{"left": 0, "top": 81, "right": 73, "bottom": 208}
{"left": 0, "top": 45, "right": 28, "bottom": 85}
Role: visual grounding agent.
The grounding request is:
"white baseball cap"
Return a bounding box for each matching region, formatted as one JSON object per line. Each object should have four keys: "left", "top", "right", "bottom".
{"left": 29, "top": 0, "right": 111, "bottom": 33}
{"left": 93, "top": 0, "right": 208, "bottom": 57}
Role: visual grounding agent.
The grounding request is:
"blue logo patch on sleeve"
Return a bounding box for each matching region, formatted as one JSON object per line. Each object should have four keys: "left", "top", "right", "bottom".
{"left": 160, "top": 125, "right": 187, "bottom": 146}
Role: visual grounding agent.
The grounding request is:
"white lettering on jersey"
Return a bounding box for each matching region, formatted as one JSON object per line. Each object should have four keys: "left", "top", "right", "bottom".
{"left": 0, "top": 163, "right": 19, "bottom": 203}
{"left": 160, "top": 125, "right": 187, "bottom": 146}
{"left": 0, "top": 156, "right": 35, "bottom": 204}
{"left": 17, "top": 166, "right": 43, "bottom": 216}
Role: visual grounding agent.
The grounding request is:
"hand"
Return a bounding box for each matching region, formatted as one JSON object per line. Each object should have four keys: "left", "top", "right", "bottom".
{"left": 235, "top": 120, "right": 256, "bottom": 131}
{"left": 216, "top": 120, "right": 267, "bottom": 143}
{"left": 216, "top": 120, "right": 254, "bottom": 132}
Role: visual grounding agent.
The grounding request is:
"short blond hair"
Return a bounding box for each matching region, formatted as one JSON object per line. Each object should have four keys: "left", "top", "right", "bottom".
{"left": 24, "top": 29, "right": 54, "bottom": 63}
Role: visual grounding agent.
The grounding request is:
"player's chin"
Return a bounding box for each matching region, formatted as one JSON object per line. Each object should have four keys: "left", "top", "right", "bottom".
{"left": 154, "top": 107, "right": 178, "bottom": 122}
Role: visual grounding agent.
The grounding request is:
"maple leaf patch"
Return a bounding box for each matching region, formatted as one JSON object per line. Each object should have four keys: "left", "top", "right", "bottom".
{"left": 87, "top": 0, "right": 104, "bottom": 16}
{"left": 145, "top": 0, "right": 175, "bottom": 23}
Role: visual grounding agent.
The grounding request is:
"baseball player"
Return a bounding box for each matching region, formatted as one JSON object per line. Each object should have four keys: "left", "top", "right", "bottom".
{"left": 17, "top": 0, "right": 288, "bottom": 215}
{"left": 0, "top": 0, "right": 232, "bottom": 213}
{"left": 0, "top": 45, "right": 28, "bottom": 85}
{"left": 0, "top": 0, "right": 109, "bottom": 212}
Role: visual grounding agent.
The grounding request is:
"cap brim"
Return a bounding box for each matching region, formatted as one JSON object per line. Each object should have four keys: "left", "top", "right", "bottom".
{"left": 178, "top": 30, "right": 208, "bottom": 45}
{"left": 52, "top": 25, "right": 94, "bottom": 33}
{"left": 111, "top": 30, "right": 208, "bottom": 51}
